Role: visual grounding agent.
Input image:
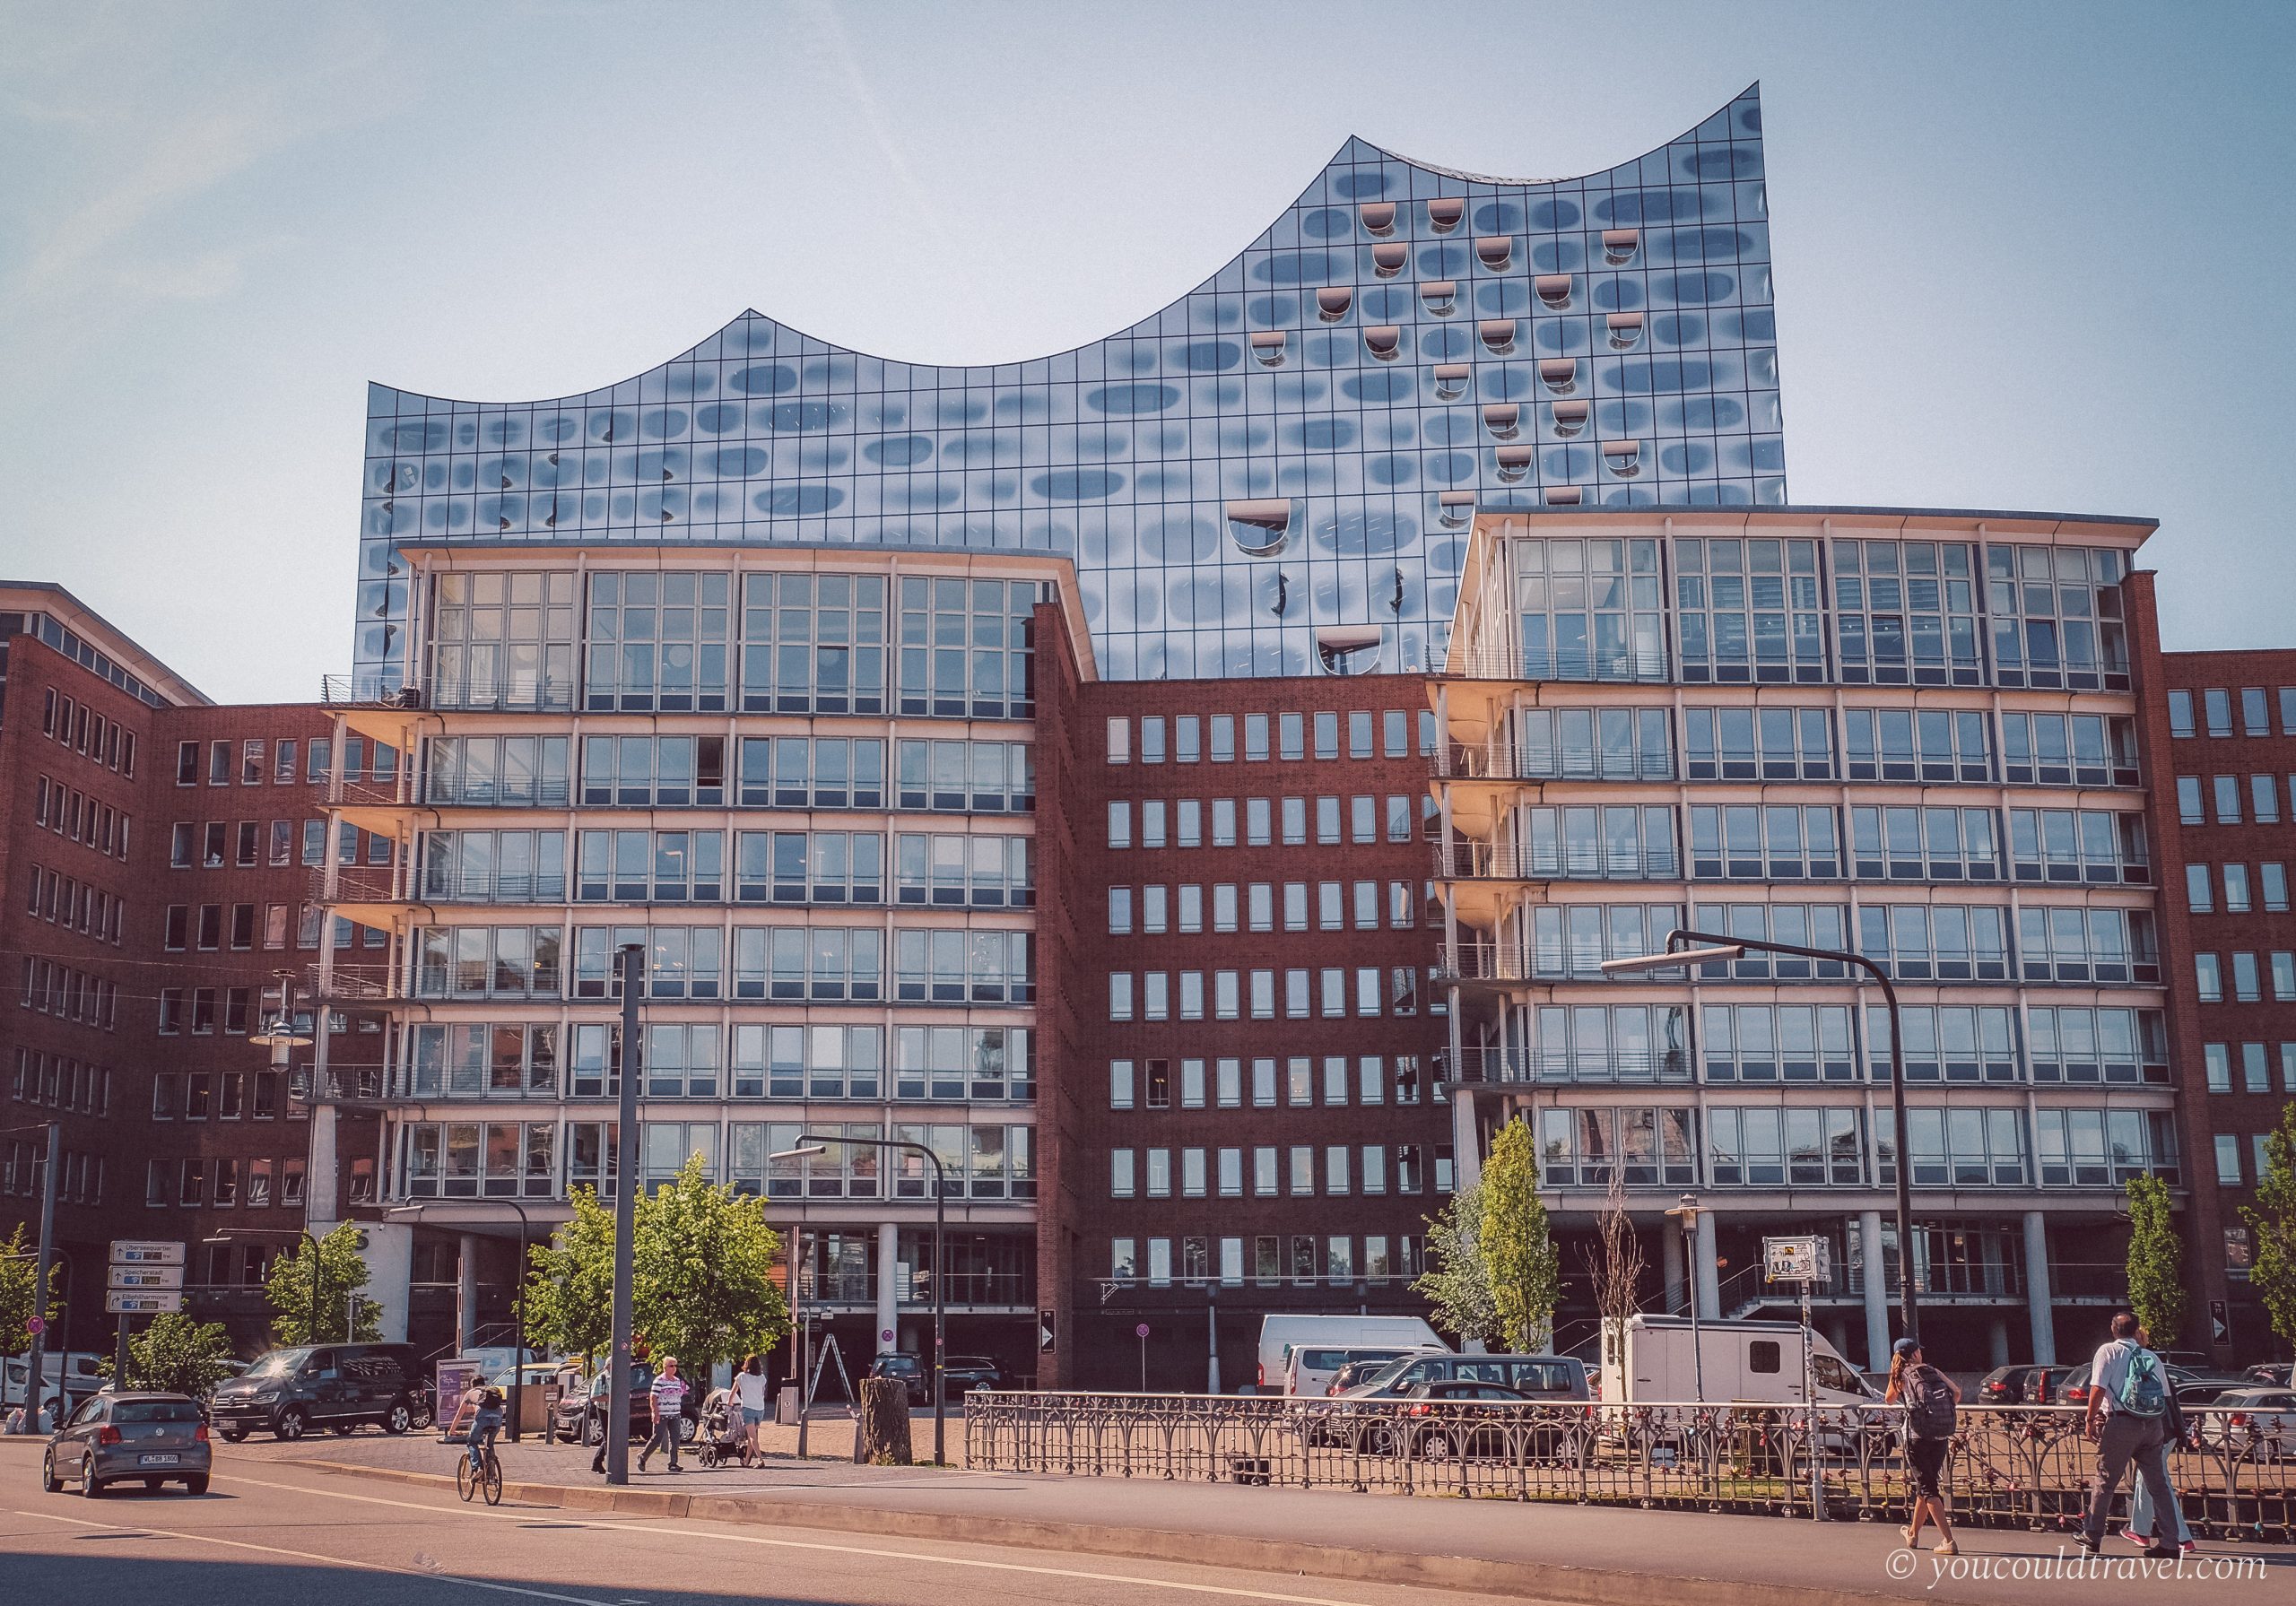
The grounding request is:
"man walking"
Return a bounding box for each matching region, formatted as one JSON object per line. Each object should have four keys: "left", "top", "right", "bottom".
{"left": 2079, "top": 1312, "right": 2178, "bottom": 1558}
{"left": 638, "top": 1355, "right": 688, "bottom": 1473}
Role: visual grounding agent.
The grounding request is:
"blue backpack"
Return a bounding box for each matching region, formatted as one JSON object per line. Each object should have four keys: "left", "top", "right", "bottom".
{"left": 2116, "top": 1347, "right": 2168, "bottom": 1419}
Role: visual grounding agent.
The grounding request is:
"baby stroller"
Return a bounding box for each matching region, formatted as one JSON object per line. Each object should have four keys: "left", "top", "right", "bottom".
{"left": 693, "top": 1387, "right": 751, "bottom": 1468}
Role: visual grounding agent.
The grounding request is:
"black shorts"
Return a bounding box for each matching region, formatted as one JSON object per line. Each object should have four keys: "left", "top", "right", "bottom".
{"left": 1908, "top": 1435, "right": 1952, "bottom": 1497}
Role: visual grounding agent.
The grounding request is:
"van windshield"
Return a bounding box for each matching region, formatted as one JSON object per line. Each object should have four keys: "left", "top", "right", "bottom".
{"left": 1357, "top": 1357, "right": 1417, "bottom": 1390}
{"left": 244, "top": 1350, "right": 310, "bottom": 1379}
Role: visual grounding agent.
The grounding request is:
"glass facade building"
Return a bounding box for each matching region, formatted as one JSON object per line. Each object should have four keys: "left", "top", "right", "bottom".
{"left": 354, "top": 88, "right": 1779, "bottom": 690}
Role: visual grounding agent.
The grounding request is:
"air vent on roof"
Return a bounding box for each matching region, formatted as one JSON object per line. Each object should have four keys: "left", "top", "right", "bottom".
{"left": 1535, "top": 274, "right": 1573, "bottom": 310}
{"left": 1602, "top": 439, "right": 1642, "bottom": 478}
{"left": 1494, "top": 445, "right": 1535, "bottom": 482}
{"left": 1371, "top": 243, "right": 1408, "bottom": 278}
{"left": 1428, "top": 198, "right": 1465, "bottom": 233}
{"left": 1225, "top": 499, "right": 1296, "bottom": 557}
{"left": 1363, "top": 326, "right": 1402, "bottom": 361}
{"left": 1602, "top": 228, "right": 1641, "bottom": 265}
{"left": 1544, "top": 485, "right": 1584, "bottom": 506}
{"left": 1478, "top": 319, "right": 1518, "bottom": 355}
{"left": 1359, "top": 203, "right": 1396, "bottom": 237}
{"left": 1483, "top": 404, "right": 1520, "bottom": 440}
{"left": 1431, "top": 363, "right": 1471, "bottom": 401}
{"left": 1606, "top": 311, "right": 1645, "bottom": 350}
{"left": 1475, "top": 236, "right": 1513, "bottom": 271}
{"left": 1249, "top": 331, "right": 1288, "bottom": 368}
{"left": 1418, "top": 280, "right": 1457, "bottom": 316}
{"left": 1316, "top": 287, "right": 1353, "bottom": 323}
{"left": 1551, "top": 400, "right": 1589, "bottom": 438}
{"left": 1538, "top": 359, "right": 1579, "bottom": 396}
{"left": 1438, "top": 491, "right": 1476, "bottom": 527}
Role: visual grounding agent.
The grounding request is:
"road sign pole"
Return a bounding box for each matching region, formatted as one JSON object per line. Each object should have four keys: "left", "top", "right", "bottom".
{"left": 16, "top": 1123, "right": 60, "bottom": 1433}
{"left": 115, "top": 1310, "right": 131, "bottom": 1391}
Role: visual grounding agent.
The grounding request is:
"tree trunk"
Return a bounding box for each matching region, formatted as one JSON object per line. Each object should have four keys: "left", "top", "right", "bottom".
{"left": 853, "top": 1376, "right": 913, "bottom": 1465}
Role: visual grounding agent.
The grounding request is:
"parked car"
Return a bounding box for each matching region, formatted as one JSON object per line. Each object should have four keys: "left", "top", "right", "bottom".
{"left": 2199, "top": 1387, "right": 2296, "bottom": 1457}
{"left": 1254, "top": 1315, "right": 1444, "bottom": 1394}
{"left": 1344, "top": 1351, "right": 1590, "bottom": 1402}
{"left": 205, "top": 1345, "right": 419, "bottom": 1442}
{"left": 1283, "top": 1346, "right": 1424, "bottom": 1399}
{"left": 1325, "top": 1357, "right": 1405, "bottom": 1396}
{"left": 865, "top": 1352, "right": 933, "bottom": 1404}
{"left": 2244, "top": 1362, "right": 2294, "bottom": 1387}
{"left": 2167, "top": 1366, "right": 2262, "bottom": 1408}
{"left": 1977, "top": 1364, "right": 2070, "bottom": 1405}
{"left": 42, "top": 1392, "right": 211, "bottom": 1497}
{"left": 1396, "top": 1380, "right": 1540, "bottom": 1462}
{"left": 552, "top": 1364, "right": 673, "bottom": 1445}
{"left": 942, "top": 1356, "right": 1003, "bottom": 1398}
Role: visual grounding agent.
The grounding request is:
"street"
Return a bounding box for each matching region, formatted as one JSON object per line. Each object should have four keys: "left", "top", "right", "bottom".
{"left": 0, "top": 1454, "right": 1539, "bottom": 1606}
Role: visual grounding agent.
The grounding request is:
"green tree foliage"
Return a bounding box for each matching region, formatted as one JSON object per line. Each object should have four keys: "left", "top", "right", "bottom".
{"left": 1482, "top": 1117, "right": 1562, "bottom": 1353}
{"left": 265, "top": 1224, "right": 383, "bottom": 1345}
{"left": 2242, "top": 1102, "right": 2296, "bottom": 1354}
{"left": 524, "top": 1185, "right": 618, "bottom": 1361}
{"left": 1414, "top": 1180, "right": 1499, "bottom": 1347}
{"left": 2124, "top": 1173, "right": 2187, "bottom": 1350}
{"left": 100, "top": 1313, "right": 240, "bottom": 1396}
{"left": 0, "top": 1223, "right": 57, "bottom": 1359}
{"left": 525, "top": 1155, "right": 791, "bottom": 1372}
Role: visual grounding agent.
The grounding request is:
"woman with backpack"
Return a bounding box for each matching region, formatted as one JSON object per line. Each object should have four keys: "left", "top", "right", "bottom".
{"left": 1885, "top": 1335, "right": 1961, "bottom": 1557}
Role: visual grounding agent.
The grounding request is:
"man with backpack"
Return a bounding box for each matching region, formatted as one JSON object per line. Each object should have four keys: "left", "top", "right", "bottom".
{"left": 2079, "top": 1312, "right": 2179, "bottom": 1558}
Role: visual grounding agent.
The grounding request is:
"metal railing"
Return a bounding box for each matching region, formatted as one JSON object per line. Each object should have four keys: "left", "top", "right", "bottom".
{"left": 1437, "top": 742, "right": 1674, "bottom": 784}
{"left": 320, "top": 673, "right": 420, "bottom": 708}
{"left": 1438, "top": 647, "right": 1673, "bottom": 684}
{"left": 1437, "top": 1046, "right": 1692, "bottom": 1086}
{"left": 422, "top": 780, "right": 574, "bottom": 809}
{"left": 415, "top": 872, "right": 569, "bottom": 905}
{"left": 965, "top": 1397, "right": 2296, "bottom": 1538}
{"left": 1435, "top": 841, "right": 1681, "bottom": 881}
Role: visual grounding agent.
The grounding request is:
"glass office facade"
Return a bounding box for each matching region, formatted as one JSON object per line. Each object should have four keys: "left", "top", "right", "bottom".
{"left": 354, "top": 89, "right": 1779, "bottom": 690}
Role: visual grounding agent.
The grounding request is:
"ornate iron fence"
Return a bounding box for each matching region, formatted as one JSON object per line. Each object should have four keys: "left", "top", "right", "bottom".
{"left": 963, "top": 1393, "right": 2296, "bottom": 1541}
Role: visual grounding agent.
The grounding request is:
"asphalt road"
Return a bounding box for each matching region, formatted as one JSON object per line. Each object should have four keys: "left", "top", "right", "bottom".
{"left": 0, "top": 1455, "right": 1540, "bottom": 1606}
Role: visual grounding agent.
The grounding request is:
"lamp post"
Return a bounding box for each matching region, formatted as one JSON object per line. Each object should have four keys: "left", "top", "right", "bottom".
{"left": 1602, "top": 928, "right": 1919, "bottom": 1348}
{"left": 605, "top": 942, "right": 645, "bottom": 1485}
{"left": 204, "top": 1228, "right": 323, "bottom": 1346}
{"left": 2, "top": 1120, "right": 58, "bottom": 1434}
{"left": 387, "top": 1202, "right": 533, "bottom": 1440}
{"left": 1665, "top": 1194, "right": 1706, "bottom": 1402}
{"left": 772, "top": 1134, "right": 946, "bottom": 1465}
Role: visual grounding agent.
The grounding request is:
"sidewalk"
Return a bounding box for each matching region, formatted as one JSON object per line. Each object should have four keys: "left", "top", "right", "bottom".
{"left": 239, "top": 1431, "right": 2293, "bottom": 1606}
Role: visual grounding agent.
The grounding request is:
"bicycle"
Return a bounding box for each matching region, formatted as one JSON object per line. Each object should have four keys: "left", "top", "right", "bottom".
{"left": 457, "top": 1435, "right": 503, "bottom": 1506}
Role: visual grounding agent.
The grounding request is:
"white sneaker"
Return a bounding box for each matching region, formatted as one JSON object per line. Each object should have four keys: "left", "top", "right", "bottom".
{"left": 1900, "top": 1525, "right": 1918, "bottom": 1548}
{"left": 1934, "top": 1540, "right": 1958, "bottom": 1557}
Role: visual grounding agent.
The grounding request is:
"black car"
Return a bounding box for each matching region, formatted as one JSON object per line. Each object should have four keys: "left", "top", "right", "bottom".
{"left": 943, "top": 1356, "right": 1003, "bottom": 1398}
{"left": 1977, "top": 1364, "right": 2070, "bottom": 1405}
{"left": 1393, "top": 1379, "right": 1541, "bottom": 1462}
{"left": 552, "top": 1365, "right": 678, "bottom": 1445}
{"left": 206, "top": 1345, "right": 419, "bottom": 1442}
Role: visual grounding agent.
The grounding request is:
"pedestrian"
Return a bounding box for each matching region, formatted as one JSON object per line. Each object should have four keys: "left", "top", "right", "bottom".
{"left": 2079, "top": 1312, "right": 2179, "bottom": 1558}
{"left": 590, "top": 1368, "right": 652, "bottom": 1476}
{"left": 2123, "top": 1326, "right": 2196, "bottom": 1553}
{"left": 1884, "top": 1336, "right": 1960, "bottom": 1557}
{"left": 638, "top": 1355, "right": 687, "bottom": 1472}
{"left": 731, "top": 1354, "right": 769, "bottom": 1463}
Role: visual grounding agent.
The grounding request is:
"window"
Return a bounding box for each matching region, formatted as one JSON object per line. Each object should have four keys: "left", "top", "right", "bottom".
{"left": 2226, "top": 864, "right": 2252, "bottom": 912}
{"left": 2000, "top": 713, "right": 2138, "bottom": 786}
{"left": 2187, "top": 864, "right": 2213, "bottom": 913}
{"left": 1106, "top": 718, "right": 1128, "bottom": 764}
{"left": 2216, "top": 1135, "right": 2243, "bottom": 1186}
{"left": 1987, "top": 544, "right": 2129, "bottom": 691}
{"left": 1523, "top": 803, "right": 1681, "bottom": 879}
{"left": 1831, "top": 537, "right": 1983, "bottom": 685}
{"left": 1139, "top": 717, "right": 1166, "bottom": 763}
{"left": 2178, "top": 777, "right": 2204, "bottom": 825}
{"left": 1110, "top": 1150, "right": 1135, "bottom": 1198}
{"left": 1107, "top": 803, "right": 1130, "bottom": 849}
{"left": 2254, "top": 775, "right": 2279, "bottom": 823}
{"left": 1516, "top": 537, "right": 1666, "bottom": 681}
{"left": 2205, "top": 688, "right": 2233, "bottom": 736}
{"left": 2267, "top": 864, "right": 2291, "bottom": 911}
{"left": 1866, "top": 1004, "right": 2021, "bottom": 1083}
{"left": 1689, "top": 803, "right": 1838, "bottom": 880}
{"left": 2215, "top": 775, "right": 2243, "bottom": 824}
{"left": 2006, "top": 809, "right": 2147, "bottom": 885}
{"left": 2167, "top": 690, "right": 2194, "bottom": 737}
{"left": 1842, "top": 708, "right": 1987, "bottom": 782}
{"left": 2196, "top": 953, "right": 2222, "bottom": 1003}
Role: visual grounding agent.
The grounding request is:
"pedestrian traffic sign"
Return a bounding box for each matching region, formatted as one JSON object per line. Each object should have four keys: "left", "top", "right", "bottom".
{"left": 106, "top": 1291, "right": 183, "bottom": 1315}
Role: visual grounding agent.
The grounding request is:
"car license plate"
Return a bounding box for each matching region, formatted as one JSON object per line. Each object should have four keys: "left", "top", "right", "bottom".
{"left": 138, "top": 1453, "right": 180, "bottom": 1466}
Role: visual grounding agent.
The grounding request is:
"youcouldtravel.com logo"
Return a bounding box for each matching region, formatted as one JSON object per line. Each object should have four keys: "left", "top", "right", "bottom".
{"left": 1883, "top": 1548, "right": 2269, "bottom": 1588}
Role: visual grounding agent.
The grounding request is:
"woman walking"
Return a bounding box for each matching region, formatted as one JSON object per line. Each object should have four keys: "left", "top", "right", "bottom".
{"left": 1886, "top": 1335, "right": 1961, "bottom": 1557}
{"left": 731, "top": 1354, "right": 770, "bottom": 1464}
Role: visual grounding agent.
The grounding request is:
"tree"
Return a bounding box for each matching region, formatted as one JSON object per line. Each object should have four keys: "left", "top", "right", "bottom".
{"left": 265, "top": 1223, "right": 383, "bottom": 1345}
{"left": 2243, "top": 1101, "right": 2296, "bottom": 1355}
{"left": 525, "top": 1185, "right": 618, "bottom": 1361}
{"left": 1584, "top": 1167, "right": 1646, "bottom": 1372}
{"left": 100, "top": 1313, "right": 239, "bottom": 1396}
{"left": 1482, "top": 1117, "right": 1562, "bottom": 1353}
{"left": 0, "top": 1223, "right": 57, "bottom": 1359}
{"left": 525, "top": 1156, "right": 792, "bottom": 1374}
{"left": 1415, "top": 1179, "right": 1500, "bottom": 1347}
{"left": 2125, "top": 1173, "right": 2187, "bottom": 1349}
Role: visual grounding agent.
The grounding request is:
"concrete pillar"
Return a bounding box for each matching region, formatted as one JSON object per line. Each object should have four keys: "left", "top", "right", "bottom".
{"left": 874, "top": 1221, "right": 900, "bottom": 1355}
{"left": 1661, "top": 1213, "right": 1687, "bottom": 1315}
{"left": 456, "top": 1232, "right": 481, "bottom": 1352}
{"left": 2023, "top": 1211, "right": 2056, "bottom": 1365}
{"left": 1693, "top": 1211, "right": 1720, "bottom": 1319}
{"left": 1859, "top": 1211, "right": 1889, "bottom": 1372}
{"left": 1451, "top": 1087, "right": 1482, "bottom": 1192}
{"left": 361, "top": 1221, "right": 413, "bottom": 1344}
{"left": 1987, "top": 1315, "right": 2010, "bottom": 1368}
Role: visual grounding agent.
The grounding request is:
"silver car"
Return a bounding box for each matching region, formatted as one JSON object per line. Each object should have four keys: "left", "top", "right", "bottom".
{"left": 42, "top": 1392, "right": 213, "bottom": 1497}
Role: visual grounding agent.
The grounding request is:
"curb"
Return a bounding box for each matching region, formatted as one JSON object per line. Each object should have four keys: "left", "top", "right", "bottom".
{"left": 281, "top": 1456, "right": 1913, "bottom": 1606}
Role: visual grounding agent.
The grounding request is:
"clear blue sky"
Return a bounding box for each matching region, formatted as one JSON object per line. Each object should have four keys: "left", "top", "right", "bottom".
{"left": 4, "top": 0, "right": 2292, "bottom": 702}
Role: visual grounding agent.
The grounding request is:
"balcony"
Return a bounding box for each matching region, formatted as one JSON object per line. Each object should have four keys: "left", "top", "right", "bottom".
{"left": 422, "top": 779, "right": 574, "bottom": 810}
{"left": 415, "top": 871, "right": 569, "bottom": 906}
{"left": 1436, "top": 1045, "right": 1692, "bottom": 1086}
{"left": 1433, "top": 840, "right": 1680, "bottom": 882}
{"left": 1435, "top": 740, "right": 1672, "bottom": 785}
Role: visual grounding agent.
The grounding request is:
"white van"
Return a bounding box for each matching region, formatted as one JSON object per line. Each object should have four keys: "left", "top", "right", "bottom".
{"left": 3, "top": 1350, "right": 106, "bottom": 1413}
{"left": 1598, "top": 1315, "right": 1877, "bottom": 1406}
{"left": 1255, "top": 1315, "right": 1446, "bottom": 1394}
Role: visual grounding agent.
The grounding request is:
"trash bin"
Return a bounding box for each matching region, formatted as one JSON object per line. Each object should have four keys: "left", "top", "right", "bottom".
{"left": 776, "top": 1384, "right": 802, "bottom": 1427}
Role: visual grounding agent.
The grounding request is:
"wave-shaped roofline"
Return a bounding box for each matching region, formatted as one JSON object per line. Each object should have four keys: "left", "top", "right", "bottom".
{"left": 367, "top": 83, "right": 1762, "bottom": 413}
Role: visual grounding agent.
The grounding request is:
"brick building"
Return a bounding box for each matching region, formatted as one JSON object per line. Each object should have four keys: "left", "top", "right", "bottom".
{"left": 2136, "top": 636, "right": 2296, "bottom": 1359}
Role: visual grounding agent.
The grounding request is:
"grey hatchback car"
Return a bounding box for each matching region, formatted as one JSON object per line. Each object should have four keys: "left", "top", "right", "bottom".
{"left": 42, "top": 1392, "right": 212, "bottom": 1497}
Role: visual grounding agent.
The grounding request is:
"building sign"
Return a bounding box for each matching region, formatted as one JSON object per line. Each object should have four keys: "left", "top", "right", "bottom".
{"left": 1763, "top": 1236, "right": 1830, "bottom": 1283}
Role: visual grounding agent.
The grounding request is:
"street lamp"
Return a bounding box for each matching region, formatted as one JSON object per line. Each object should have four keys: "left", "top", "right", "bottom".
{"left": 1602, "top": 927, "right": 1918, "bottom": 1349}
{"left": 387, "top": 1202, "right": 534, "bottom": 1440}
{"left": 770, "top": 1133, "right": 948, "bottom": 1466}
{"left": 1664, "top": 1194, "right": 1706, "bottom": 1402}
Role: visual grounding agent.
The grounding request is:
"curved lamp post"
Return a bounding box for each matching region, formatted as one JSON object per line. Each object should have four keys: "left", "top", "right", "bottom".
{"left": 387, "top": 1201, "right": 534, "bottom": 1439}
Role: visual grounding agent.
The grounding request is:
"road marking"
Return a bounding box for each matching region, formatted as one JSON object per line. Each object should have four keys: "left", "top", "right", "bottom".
{"left": 214, "top": 1470, "right": 1391, "bottom": 1605}
{"left": 11, "top": 1506, "right": 622, "bottom": 1605}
